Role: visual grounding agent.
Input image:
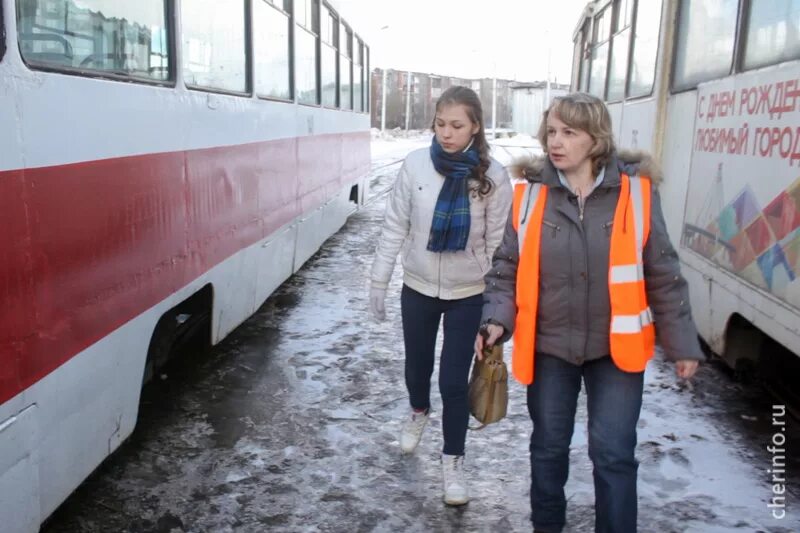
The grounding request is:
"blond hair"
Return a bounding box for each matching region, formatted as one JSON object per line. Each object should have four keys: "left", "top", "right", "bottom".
{"left": 537, "top": 92, "right": 616, "bottom": 175}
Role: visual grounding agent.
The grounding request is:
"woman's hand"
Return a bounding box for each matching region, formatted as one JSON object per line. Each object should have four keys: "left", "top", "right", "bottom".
{"left": 474, "top": 324, "right": 504, "bottom": 360}
{"left": 675, "top": 359, "right": 699, "bottom": 380}
{"left": 369, "top": 287, "right": 386, "bottom": 322}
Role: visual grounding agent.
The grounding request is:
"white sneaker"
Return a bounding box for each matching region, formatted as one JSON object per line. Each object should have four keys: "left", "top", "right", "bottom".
{"left": 441, "top": 453, "right": 469, "bottom": 505}
{"left": 399, "top": 409, "right": 429, "bottom": 453}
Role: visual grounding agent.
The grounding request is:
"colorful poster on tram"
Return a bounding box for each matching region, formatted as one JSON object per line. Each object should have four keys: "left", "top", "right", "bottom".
{"left": 683, "top": 68, "right": 800, "bottom": 309}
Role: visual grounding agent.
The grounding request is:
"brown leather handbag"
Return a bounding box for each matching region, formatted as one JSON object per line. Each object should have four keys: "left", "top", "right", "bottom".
{"left": 468, "top": 343, "right": 508, "bottom": 430}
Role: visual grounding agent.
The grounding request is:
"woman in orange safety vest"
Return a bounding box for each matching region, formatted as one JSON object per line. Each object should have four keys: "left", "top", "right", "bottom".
{"left": 474, "top": 93, "right": 705, "bottom": 533}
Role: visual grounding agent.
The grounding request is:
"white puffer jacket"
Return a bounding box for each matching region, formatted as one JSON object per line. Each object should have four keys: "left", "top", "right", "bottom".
{"left": 371, "top": 147, "right": 513, "bottom": 300}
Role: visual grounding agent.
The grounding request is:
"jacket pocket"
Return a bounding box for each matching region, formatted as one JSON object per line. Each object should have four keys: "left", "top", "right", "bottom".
{"left": 402, "top": 234, "right": 437, "bottom": 285}
{"left": 468, "top": 246, "right": 491, "bottom": 276}
{"left": 468, "top": 246, "right": 481, "bottom": 269}
{"left": 542, "top": 219, "right": 561, "bottom": 239}
{"left": 441, "top": 248, "right": 486, "bottom": 290}
{"left": 602, "top": 220, "right": 613, "bottom": 237}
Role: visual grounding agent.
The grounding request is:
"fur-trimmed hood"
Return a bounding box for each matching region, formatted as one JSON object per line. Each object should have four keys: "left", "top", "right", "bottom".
{"left": 510, "top": 149, "right": 663, "bottom": 188}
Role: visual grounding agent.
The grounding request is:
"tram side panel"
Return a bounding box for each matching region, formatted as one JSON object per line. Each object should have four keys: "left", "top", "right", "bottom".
{"left": 659, "top": 90, "right": 720, "bottom": 348}
{"left": 671, "top": 66, "right": 800, "bottom": 360}
{"left": 0, "top": 86, "right": 369, "bottom": 533}
{"left": 614, "top": 97, "right": 659, "bottom": 158}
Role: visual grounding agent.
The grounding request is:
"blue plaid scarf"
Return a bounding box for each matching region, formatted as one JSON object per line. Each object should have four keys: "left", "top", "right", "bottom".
{"left": 427, "top": 136, "right": 480, "bottom": 252}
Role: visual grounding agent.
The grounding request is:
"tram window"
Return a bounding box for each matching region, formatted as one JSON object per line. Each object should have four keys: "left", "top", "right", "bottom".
{"left": 16, "top": 0, "right": 169, "bottom": 81}
{"left": 617, "top": 0, "right": 635, "bottom": 30}
{"left": 742, "top": 0, "right": 800, "bottom": 70}
{"left": 607, "top": 30, "right": 629, "bottom": 101}
{"left": 320, "top": 4, "right": 338, "bottom": 107}
{"left": 365, "top": 45, "right": 370, "bottom": 113}
{"left": 295, "top": 0, "right": 319, "bottom": 105}
{"left": 295, "top": 0, "right": 316, "bottom": 31}
{"left": 183, "top": 0, "right": 247, "bottom": 93}
{"left": 595, "top": 6, "right": 612, "bottom": 42}
{"left": 627, "top": 0, "right": 662, "bottom": 98}
{"left": 269, "top": 0, "right": 292, "bottom": 12}
{"left": 607, "top": 0, "right": 634, "bottom": 102}
{"left": 340, "top": 23, "right": 352, "bottom": 110}
{"left": 1, "top": 3, "right": 5, "bottom": 62}
{"left": 576, "top": 20, "right": 591, "bottom": 92}
{"left": 571, "top": 36, "right": 583, "bottom": 92}
{"left": 672, "top": 0, "right": 737, "bottom": 91}
{"left": 589, "top": 42, "right": 609, "bottom": 98}
{"left": 580, "top": 56, "right": 590, "bottom": 92}
{"left": 354, "top": 39, "right": 364, "bottom": 112}
{"left": 588, "top": 6, "right": 612, "bottom": 98}
{"left": 254, "top": 0, "right": 292, "bottom": 100}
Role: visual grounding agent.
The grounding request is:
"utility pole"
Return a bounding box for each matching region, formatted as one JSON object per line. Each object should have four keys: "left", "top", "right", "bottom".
{"left": 379, "top": 25, "right": 390, "bottom": 132}
{"left": 492, "top": 76, "right": 497, "bottom": 140}
{"left": 405, "top": 70, "right": 412, "bottom": 133}
{"left": 381, "top": 68, "right": 387, "bottom": 132}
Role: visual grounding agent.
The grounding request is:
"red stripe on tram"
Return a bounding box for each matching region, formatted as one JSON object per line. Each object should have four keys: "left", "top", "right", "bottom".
{"left": 0, "top": 131, "right": 370, "bottom": 405}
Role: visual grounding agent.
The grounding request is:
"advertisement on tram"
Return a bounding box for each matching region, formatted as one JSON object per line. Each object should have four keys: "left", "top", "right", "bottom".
{"left": 684, "top": 69, "right": 800, "bottom": 311}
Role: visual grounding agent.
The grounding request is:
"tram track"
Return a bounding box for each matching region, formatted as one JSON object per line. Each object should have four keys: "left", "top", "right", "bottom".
{"left": 364, "top": 157, "right": 404, "bottom": 206}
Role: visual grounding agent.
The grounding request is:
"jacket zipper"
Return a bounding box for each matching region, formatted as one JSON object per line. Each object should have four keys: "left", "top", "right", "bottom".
{"left": 579, "top": 190, "right": 598, "bottom": 360}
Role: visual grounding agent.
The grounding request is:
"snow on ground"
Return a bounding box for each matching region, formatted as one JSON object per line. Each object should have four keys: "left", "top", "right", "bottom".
{"left": 42, "top": 138, "right": 798, "bottom": 533}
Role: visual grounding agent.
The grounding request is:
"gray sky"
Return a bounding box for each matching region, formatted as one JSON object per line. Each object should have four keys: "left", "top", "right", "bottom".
{"left": 334, "top": 0, "right": 589, "bottom": 83}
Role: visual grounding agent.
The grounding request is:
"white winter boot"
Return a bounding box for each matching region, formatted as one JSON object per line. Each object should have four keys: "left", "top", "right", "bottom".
{"left": 399, "top": 409, "right": 429, "bottom": 453}
{"left": 441, "top": 453, "right": 469, "bottom": 505}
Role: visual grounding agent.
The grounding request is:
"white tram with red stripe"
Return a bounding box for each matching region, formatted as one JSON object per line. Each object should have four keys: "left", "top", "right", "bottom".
{"left": 571, "top": 1, "right": 800, "bottom": 386}
{"left": 0, "top": 1, "right": 370, "bottom": 530}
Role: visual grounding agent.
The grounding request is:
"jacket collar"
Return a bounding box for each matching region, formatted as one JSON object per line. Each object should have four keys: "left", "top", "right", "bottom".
{"left": 511, "top": 149, "right": 663, "bottom": 189}
{"left": 541, "top": 159, "right": 620, "bottom": 190}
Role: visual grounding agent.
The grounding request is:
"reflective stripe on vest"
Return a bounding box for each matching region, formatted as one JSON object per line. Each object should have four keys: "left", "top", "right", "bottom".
{"left": 510, "top": 174, "right": 654, "bottom": 385}
{"left": 607, "top": 173, "right": 655, "bottom": 371}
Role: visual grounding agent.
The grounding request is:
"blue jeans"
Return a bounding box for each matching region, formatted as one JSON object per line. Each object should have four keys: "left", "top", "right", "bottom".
{"left": 401, "top": 285, "right": 482, "bottom": 456}
{"left": 526, "top": 353, "right": 643, "bottom": 533}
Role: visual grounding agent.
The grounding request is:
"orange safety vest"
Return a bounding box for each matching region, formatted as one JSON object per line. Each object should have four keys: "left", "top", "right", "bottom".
{"left": 511, "top": 174, "right": 655, "bottom": 385}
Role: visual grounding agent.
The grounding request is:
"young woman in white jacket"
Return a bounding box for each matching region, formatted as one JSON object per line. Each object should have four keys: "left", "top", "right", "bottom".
{"left": 369, "top": 86, "right": 512, "bottom": 505}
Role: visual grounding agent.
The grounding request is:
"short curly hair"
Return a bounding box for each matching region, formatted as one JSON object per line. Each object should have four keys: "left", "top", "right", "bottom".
{"left": 537, "top": 92, "right": 616, "bottom": 175}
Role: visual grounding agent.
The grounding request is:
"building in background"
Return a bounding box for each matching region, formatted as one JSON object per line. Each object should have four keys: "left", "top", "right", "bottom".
{"left": 510, "top": 81, "right": 571, "bottom": 136}
{"left": 371, "top": 68, "right": 524, "bottom": 132}
{"left": 370, "top": 69, "right": 568, "bottom": 136}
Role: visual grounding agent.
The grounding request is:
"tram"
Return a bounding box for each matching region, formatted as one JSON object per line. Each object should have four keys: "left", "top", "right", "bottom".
{"left": 571, "top": 1, "right": 800, "bottom": 383}
{"left": 0, "top": 0, "right": 370, "bottom": 530}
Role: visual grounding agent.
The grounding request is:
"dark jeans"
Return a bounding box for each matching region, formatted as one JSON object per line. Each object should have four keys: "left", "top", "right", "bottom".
{"left": 401, "top": 284, "right": 482, "bottom": 456}
{"left": 526, "top": 353, "right": 643, "bottom": 533}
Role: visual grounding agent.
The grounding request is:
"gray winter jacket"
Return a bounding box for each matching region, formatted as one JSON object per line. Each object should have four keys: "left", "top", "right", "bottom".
{"left": 481, "top": 151, "right": 705, "bottom": 365}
